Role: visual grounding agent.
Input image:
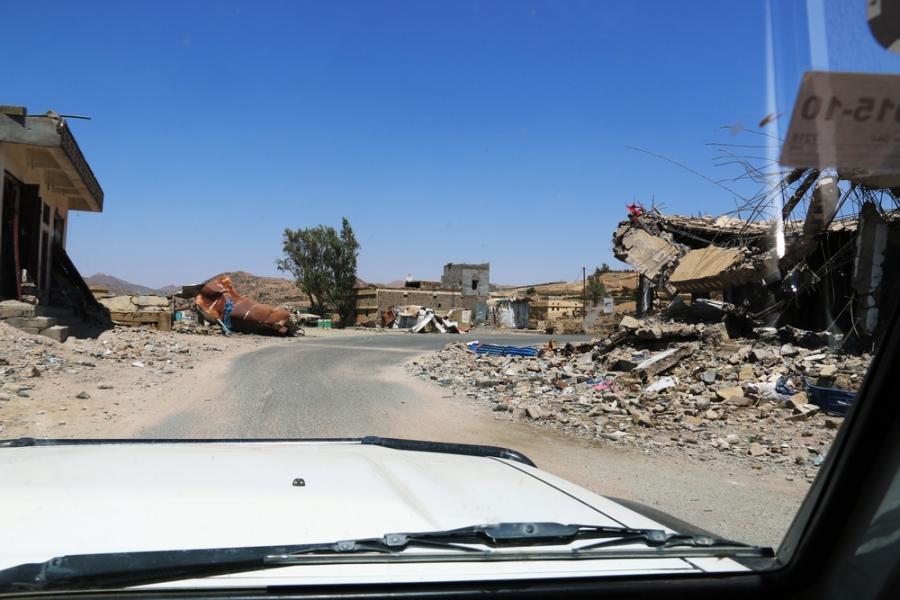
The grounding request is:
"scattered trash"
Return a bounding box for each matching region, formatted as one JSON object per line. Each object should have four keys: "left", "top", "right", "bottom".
{"left": 407, "top": 307, "right": 460, "bottom": 334}
{"left": 645, "top": 376, "right": 677, "bottom": 393}
{"left": 804, "top": 377, "right": 856, "bottom": 416}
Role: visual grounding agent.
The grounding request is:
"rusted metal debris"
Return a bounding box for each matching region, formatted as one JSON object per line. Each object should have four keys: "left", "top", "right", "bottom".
{"left": 194, "top": 276, "right": 298, "bottom": 336}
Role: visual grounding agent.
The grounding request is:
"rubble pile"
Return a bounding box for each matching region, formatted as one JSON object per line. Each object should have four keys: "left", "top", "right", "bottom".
{"left": 0, "top": 322, "right": 223, "bottom": 403}
{"left": 0, "top": 321, "right": 293, "bottom": 438}
{"left": 408, "top": 317, "right": 872, "bottom": 481}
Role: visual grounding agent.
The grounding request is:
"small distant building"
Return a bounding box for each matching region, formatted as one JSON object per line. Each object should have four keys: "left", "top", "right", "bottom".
{"left": 528, "top": 298, "right": 582, "bottom": 328}
{"left": 441, "top": 262, "right": 490, "bottom": 322}
{"left": 441, "top": 262, "right": 489, "bottom": 297}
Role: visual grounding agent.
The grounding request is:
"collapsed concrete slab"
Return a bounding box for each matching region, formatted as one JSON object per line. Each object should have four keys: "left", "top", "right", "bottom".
{"left": 668, "top": 246, "right": 758, "bottom": 294}
{"left": 612, "top": 224, "right": 681, "bottom": 281}
{"left": 610, "top": 193, "right": 900, "bottom": 351}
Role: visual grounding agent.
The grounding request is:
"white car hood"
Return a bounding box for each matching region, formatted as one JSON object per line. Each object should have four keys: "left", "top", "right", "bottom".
{"left": 0, "top": 440, "right": 747, "bottom": 586}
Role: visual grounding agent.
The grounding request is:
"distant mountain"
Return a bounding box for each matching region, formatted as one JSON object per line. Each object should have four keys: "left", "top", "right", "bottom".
{"left": 154, "top": 284, "right": 181, "bottom": 296}
{"left": 207, "top": 271, "right": 307, "bottom": 305}
{"left": 85, "top": 273, "right": 160, "bottom": 296}
{"left": 86, "top": 271, "right": 370, "bottom": 308}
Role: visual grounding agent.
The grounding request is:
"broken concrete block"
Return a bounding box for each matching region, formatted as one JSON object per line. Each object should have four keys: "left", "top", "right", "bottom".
{"left": 701, "top": 368, "right": 718, "bottom": 384}
{"left": 750, "top": 348, "right": 774, "bottom": 363}
{"left": 749, "top": 442, "right": 767, "bottom": 456}
{"left": 786, "top": 391, "right": 809, "bottom": 410}
{"left": 0, "top": 300, "right": 35, "bottom": 319}
{"left": 574, "top": 352, "right": 594, "bottom": 366}
{"left": 525, "top": 405, "right": 546, "bottom": 420}
{"left": 818, "top": 364, "right": 838, "bottom": 378}
{"left": 630, "top": 409, "right": 652, "bottom": 426}
{"left": 786, "top": 403, "right": 820, "bottom": 421}
{"left": 619, "top": 315, "right": 640, "bottom": 330}
{"left": 632, "top": 346, "right": 693, "bottom": 381}
{"left": 738, "top": 364, "right": 755, "bottom": 381}
{"left": 729, "top": 395, "right": 752, "bottom": 407}
{"left": 780, "top": 343, "right": 799, "bottom": 357}
{"left": 5, "top": 316, "right": 56, "bottom": 329}
{"left": 716, "top": 386, "right": 744, "bottom": 401}
{"left": 40, "top": 325, "right": 69, "bottom": 343}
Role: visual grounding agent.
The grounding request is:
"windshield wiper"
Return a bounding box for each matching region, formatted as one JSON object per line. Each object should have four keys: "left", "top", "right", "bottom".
{"left": 0, "top": 523, "right": 772, "bottom": 592}
{"left": 269, "top": 522, "right": 758, "bottom": 556}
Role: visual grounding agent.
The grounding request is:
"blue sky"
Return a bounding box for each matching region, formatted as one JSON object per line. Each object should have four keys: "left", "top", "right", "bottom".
{"left": 4, "top": 0, "right": 890, "bottom": 287}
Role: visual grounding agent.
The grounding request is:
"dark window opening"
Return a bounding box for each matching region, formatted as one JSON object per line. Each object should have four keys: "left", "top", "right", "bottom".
{"left": 471, "top": 279, "right": 479, "bottom": 290}
{"left": 52, "top": 212, "right": 64, "bottom": 246}
{"left": 39, "top": 231, "right": 49, "bottom": 290}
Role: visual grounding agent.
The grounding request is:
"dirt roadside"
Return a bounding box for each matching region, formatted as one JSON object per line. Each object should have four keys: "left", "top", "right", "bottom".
{"left": 0, "top": 324, "right": 295, "bottom": 438}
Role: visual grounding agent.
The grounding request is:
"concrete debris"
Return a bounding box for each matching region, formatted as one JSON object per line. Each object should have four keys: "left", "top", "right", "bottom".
{"left": 409, "top": 313, "right": 872, "bottom": 480}
{"left": 611, "top": 199, "right": 900, "bottom": 354}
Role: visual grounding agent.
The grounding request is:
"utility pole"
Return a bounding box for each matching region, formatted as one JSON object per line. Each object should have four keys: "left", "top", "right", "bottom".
{"left": 582, "top": 266, "right": 586, "bottom": 315}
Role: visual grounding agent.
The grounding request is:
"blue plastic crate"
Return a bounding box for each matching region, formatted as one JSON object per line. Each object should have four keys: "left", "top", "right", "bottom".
{"left": 804, "top": 377, "right": 856, "bottom": 416}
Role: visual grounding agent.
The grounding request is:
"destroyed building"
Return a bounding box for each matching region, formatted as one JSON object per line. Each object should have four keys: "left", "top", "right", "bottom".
{"left": 0, "top": 105, "right": 108, "bottom": 341}
{"left": 353, "top": 286, "right": 467, "bottom": 327}
{"left": 487, "top": 296, "right": 529, "bottom": 329}
{"left": 613, "top": 174, "right": 900, "bottom": 352}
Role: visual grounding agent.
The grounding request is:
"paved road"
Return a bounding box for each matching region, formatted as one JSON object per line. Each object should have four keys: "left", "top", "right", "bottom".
{"left": 147, "top": 332, "right": 587, "bottom": 438}
{"left": 144, "top": 331, "right": 807, "bottom": 548}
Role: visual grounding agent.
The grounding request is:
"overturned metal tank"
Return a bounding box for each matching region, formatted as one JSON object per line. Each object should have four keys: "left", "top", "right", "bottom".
{"left": 194, "top": 276, "right": 297, "bottom": 336}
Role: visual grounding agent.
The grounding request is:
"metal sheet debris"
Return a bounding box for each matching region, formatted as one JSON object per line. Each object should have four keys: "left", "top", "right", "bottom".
{"left": 466, "top": 342, "right": 542, "bottom": 357}
{"left": 194, "top": 276, "right": 298, "bottom": 336}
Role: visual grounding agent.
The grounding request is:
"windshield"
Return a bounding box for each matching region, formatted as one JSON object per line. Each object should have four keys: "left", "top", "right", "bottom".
{"left": 1, "top": 0, "right": 899, "bottom": 590}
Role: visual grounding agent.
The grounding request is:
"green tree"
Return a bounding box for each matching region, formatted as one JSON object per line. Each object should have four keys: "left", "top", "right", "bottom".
{"left": 587, "top": 267, "right": 607, "bottom": 306}
{"left": 278, "top": 218, "right": 360, "bottom": 325}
